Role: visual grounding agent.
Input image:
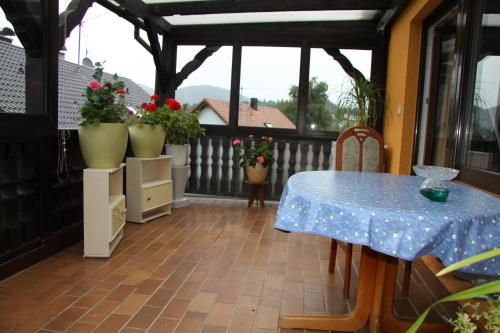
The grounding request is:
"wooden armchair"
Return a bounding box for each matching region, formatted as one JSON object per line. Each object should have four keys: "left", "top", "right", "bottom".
{"left": 329, "top": 125, "right": 412, "bottom": 298}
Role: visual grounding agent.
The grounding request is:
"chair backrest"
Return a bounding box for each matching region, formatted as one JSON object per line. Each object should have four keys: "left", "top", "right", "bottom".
{"left": 336, "top": 125, "right": 384, "bottom": 172}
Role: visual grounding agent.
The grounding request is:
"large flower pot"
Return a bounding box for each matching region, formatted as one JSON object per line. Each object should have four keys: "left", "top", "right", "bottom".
{"left": 165, "top": 144, "right": 189, "bottom": 167}
{"left": 129, "top": 124, "right": 166, "bottom": 158}
{"left": 246, "top": 165, "right": 268, "bottom": 183}
{"left": 78, "top": 123, "right": 128, "bottom": 169}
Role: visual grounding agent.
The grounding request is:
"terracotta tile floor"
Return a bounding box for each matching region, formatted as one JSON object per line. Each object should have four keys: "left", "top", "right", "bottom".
{"left": 0, "top": 199, "right": 452, "bottom": 333}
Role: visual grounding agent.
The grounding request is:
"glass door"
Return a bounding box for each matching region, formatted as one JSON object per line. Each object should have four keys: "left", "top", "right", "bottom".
{"left": 416, "top": 7, "right": 458, "bottom": 167}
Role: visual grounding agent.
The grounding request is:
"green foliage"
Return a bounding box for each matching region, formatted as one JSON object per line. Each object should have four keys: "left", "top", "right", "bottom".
{"left": 447, "top": 307, "right": 477, "bottom": 333}
{"left": 276, "top": 77, "right": 356, "bottom": 132}
{"left": 337, "top": 75, "right": 384, "bottom": 128}
{"left": 408, "top": 249, "right": 500, "bottom": 333}
{"left": 233, "top": 136, "right": 274, "bottom": 168}
{"left": 79, "top": 62, "right": 128, "bottom": 125}
{"left": 163, "top": 107, "right": 205, "bottom": 145}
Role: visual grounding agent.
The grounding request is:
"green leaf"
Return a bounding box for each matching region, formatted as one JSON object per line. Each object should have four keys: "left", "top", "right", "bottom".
{"left": 406, "top": 280, "right": 500, "bottom": 333}
{"left": 437, "top": 249, "right": 500, "bottom": 277}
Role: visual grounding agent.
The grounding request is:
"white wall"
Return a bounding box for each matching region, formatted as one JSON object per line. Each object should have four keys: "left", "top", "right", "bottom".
{"left": 199, "top": 106, "right": 226, "bottom": 125}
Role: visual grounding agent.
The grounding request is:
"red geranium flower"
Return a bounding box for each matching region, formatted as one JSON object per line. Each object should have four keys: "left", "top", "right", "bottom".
{"left": 89, "top": 80, "right": 101, "bottom": 91}
{"left": 232, "top": 139, "right": 241, "bottom": 146}
{"left": 145, "top": 103, "right": 157, "bottom": 112}
{"left": 150, "top": 94, "right": 160, "bottom": 101}
{"left": 166, "top": 98, "right": 181, "bottom": 111}
{"left": 116, "top": 89, "right": 126, "bottom": 95}
{"left": 256, "top": 156, "right": 265, "bottom": 165}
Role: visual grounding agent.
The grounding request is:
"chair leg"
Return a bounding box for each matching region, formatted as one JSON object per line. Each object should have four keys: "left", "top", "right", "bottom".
{"left": 343, "top": 243, "right": 353, "bottom": 299}
{"left": 402, "top": 260, "right": 412, "bottom": 297}
{"left": 328, "top": 239, "right": 338, "bottom": 274}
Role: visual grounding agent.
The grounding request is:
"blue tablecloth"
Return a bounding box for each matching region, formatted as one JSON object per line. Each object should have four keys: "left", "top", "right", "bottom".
{"left": 275, "top": 171, "right": 500, "bottom": 276}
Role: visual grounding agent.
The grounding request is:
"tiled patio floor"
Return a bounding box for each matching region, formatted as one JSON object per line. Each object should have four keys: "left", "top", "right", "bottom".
{"left": 0, "top": 199, "right": 451, "bottom": 333}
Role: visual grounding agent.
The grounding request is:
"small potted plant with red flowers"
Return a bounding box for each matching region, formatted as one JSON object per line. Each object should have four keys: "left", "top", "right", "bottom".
{"left": 163, "top": 99, "right": 205, "bottom": 167}
{"left": 78, "top": 62, "right": 129, "bottom": 168}
{"left": 126, "top": 94, "right": 170, "bottom": 158}
{"left": 233, "top": 135, "right": 274, "bottom": 183}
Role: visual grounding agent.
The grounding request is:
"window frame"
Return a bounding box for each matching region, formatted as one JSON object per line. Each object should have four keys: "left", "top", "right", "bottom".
{"left": 173, "top": 23, "right": 385, "bottom": 141}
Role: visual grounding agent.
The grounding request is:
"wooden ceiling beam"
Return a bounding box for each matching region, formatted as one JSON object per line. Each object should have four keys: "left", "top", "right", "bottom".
{"left": 377, "top": 0, "right": 412, "bottom": 32}
{"left": 172, "top": 21, "right": 379, "bottom": 49}
{"left": 149, "top": 0, "right": 391, "bottom": 16}
{"left": 96, "top": 0, "right": 146, "bottom": 30}
{"left": 0, "top": 0, "right": 42, "bottom": 54}
{"left": 116, "top": 0, "right": 171, "bottom": 33}
{"left": 58, "top": 0, "right": 94, "bottom": 50}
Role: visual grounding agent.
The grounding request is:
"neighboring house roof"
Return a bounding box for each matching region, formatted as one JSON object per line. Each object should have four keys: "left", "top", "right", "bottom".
{"left": 194, "top": 98, "right": 296, "bottom": 129}
{"left": 0, "top": 41, "right": 150, "bottom": 129}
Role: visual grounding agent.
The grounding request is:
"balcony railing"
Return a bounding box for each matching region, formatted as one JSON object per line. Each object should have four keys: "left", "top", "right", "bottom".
{"left": 186, "top": 134, "right": 336, "bottom": 200}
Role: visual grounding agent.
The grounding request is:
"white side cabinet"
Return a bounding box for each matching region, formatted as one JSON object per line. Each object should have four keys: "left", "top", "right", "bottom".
{"left": 83, "top": 164, "right": 126, "bottom": 258}
{"left": 126, "top": 156, "right": 172, "bottom": 223}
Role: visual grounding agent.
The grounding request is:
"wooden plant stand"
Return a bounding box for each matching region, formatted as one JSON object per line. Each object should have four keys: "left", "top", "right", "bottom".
{"left": 245, "top": 180, "right": 269, "bottom": 208}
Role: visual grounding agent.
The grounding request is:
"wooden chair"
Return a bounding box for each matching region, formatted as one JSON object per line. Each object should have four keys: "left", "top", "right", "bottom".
{"left": 329, "top": 125, "right": 412, "bottom": 298}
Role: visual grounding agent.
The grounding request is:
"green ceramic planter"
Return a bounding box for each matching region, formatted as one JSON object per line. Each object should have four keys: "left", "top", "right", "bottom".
{"left": 78, "top": 123, "right": 128, "bottom": 169}
{"left": 129, "top": 124, "right": 166, "bottom": 158}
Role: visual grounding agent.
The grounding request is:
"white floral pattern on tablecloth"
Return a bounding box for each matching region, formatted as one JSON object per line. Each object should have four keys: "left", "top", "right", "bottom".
{"left": 275, "top": 171, "right": 500, "bottom": 276}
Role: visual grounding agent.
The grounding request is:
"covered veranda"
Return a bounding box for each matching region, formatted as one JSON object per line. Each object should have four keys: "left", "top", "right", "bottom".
{"left": 0, "top": 0, "right": 499, "bottom": 332}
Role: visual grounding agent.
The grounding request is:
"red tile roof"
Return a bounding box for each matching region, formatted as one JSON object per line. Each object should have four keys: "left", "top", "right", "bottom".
{"left": 195, "top": 98, "right": 296, "bottom": 129}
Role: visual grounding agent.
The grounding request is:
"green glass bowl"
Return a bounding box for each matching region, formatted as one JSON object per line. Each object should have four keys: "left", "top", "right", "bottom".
{"left": 419, "top": 188, "right": 449, "bottom": 202}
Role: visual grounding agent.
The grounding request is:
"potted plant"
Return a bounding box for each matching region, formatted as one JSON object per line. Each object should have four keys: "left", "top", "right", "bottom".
{"left": 78, "top": 62, "right": 129, "bottom": 169}
{"left": 126, "top": 94, "right": 169, "bottom": 158}
{"left": 163, "top": 101, "right": 205, "bottom": 167}
{"left": 233, "top": 135, "right": 274, "bottom": 183}
{"left": 337, "top": 75, "right": 384, "bottom": 128}
{"left": 408, "top": 248, "right": 499, "bottom": 333}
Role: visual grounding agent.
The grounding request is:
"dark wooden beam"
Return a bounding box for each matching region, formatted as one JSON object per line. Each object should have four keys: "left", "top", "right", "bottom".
{"left": 116, "top": 0, "right": 171, "bottom": 33}
{"left": 150, "top": 0, "right": 390, "bottom": 16}
{"left": 144, "top": 18, "right": 164, "bottom": 74}
{"left": 0, "top": 0, "right": 42, "bottom": 53}
{"left": 323, "top": 48, "right": 367, "bottom": 82}
{"left": 134, "top": 26, "right": 152, "bottom": 54}
{"left": 173, "top": 21, "right": 378, "bottom": 49}
{"left": 175, "top": 46, "right": 221, "bottom": 88}
{"left": 377, "top": 0, "right": 412, "bottom": 31}
{"left": 58, "top": 0, "right": 94, "bottom": 50}
{"left": 95, "top": 0, "right": 146, "bottom": 30}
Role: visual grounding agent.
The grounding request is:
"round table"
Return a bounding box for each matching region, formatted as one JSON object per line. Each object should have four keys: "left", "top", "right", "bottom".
{"left": 274, "top": 171, "right": 500, "bottom": 333}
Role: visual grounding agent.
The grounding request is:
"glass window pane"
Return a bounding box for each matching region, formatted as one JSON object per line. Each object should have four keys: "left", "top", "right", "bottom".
{"left": 0, "top": 6, "right": 32, "bottom": 114}
{"left": 307, "top": 49, "right": 372, "bottom": 132}
{"left": 466, "top": 0, "right": 500, "bottom": 173}
{"left": 57, "top": 3, "right": 153, "bottom": 129}
{"left": 176, "top": 45, "right": 232, "bottom": 125}
{"left": 239, "top": 46, "right": 299, "bottom": 129}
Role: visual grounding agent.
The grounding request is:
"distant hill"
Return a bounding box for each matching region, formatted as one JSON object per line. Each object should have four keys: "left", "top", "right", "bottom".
{"left": 176, "top": 85, "right": 249, "bottom": 105}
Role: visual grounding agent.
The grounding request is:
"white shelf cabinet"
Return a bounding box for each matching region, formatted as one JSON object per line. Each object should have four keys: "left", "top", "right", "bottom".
{"left": 126, "top": 155, "right": 172, "bottom": 223}
{"left": 83, "top": 164, "right": 126, "bottom": 258}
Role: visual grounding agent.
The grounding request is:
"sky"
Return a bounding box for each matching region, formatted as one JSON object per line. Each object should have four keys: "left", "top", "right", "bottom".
{"left": 0, "top": 1, "right": 372, "bottom": 102}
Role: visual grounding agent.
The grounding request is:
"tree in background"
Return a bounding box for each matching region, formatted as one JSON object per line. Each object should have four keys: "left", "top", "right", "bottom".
{"left": 276, "top": 77, "right": 354, "bottom": 131}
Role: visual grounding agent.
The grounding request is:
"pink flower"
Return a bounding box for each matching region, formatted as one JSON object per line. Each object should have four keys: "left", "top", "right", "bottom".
{"left": 141, "top": 102, "right": 148, "bottom": 108}
{"left": 248, "top": 135, "right": 254, "bottom": 140}
{"left": 89, "top": 80, "right": 101, "bottom": 91}
{"left": 267, "top": 136, "right": 273, "bottom": 142}
{"left": 116, "top": 89, "right": 126, "bottom": 95}
{"left": 232, "top": 139, "right": 241, "bottom": 146}
{"left": 256, "top": 156, "right": 265, "bottom": 165}
{"left": 127, "top": 110, "right": 134, "bottom": 116}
